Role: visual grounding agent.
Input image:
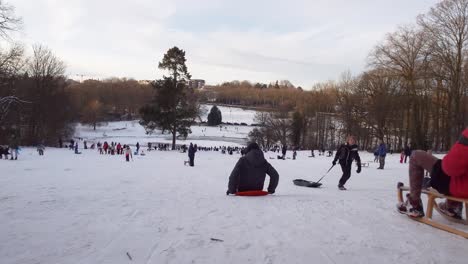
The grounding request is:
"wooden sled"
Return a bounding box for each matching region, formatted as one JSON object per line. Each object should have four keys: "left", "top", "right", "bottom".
{"left": 397, "top": 182, "right": 468, "bottom": 239}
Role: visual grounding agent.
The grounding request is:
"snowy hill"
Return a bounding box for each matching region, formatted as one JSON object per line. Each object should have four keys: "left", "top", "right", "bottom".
{"left": 200, "top": 105, "right": 258, "bottom": 125}
{"left": 73, "top": 105, "right": 258, "bottom": 147}
{"left": 1, "top": 148, "right": 467, "bottom": 264}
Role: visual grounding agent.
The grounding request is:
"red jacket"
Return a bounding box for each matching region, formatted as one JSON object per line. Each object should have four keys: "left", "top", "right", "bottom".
{"left": 442, "top": 128, "right": 468, "bottom": 198}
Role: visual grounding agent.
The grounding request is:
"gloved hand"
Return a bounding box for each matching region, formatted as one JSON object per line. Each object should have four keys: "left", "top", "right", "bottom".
{"left": 332, "top": 160, "right": 337, "bottom": 166}
{"left": 356, "top": 167, "right": 361, "bottom": 174}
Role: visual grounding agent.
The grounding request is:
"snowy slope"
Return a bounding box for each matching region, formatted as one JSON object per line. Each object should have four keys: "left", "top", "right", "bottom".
{"left": 74, "top": 120, "right": 253, "bottom": 147}
{"left": 1, "top": 148, "right": 467, "bottom": 264}
{"left": 200, "top": 105, "right": 258, "bottom": 125}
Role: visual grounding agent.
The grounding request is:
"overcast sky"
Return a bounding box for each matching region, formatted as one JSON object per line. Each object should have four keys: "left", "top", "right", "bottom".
{"left": 11, "top": 0, "right": 439, "bottom": 88}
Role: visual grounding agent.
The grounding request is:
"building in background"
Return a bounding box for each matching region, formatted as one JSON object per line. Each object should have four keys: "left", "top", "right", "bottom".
{"left": 189, "top": 79, "right": 205, "bottom": 89}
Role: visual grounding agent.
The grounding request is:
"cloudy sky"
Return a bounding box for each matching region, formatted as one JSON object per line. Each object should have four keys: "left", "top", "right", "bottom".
{"left": 12, "top": 0, "right": 438, "bottom": 88}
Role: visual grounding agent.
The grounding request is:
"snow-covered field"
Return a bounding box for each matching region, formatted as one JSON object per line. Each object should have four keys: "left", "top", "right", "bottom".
{"left": 200, "top": 105, "right": 258, "bottom": 125}
{"left": 74, "top": 105, "right": 257, "bottom": 147}
{"left": 74, "top": 121, "right": 253, "bottom": 147}
{"left": 1, "top": 148, "right": 467, "bottom": 264}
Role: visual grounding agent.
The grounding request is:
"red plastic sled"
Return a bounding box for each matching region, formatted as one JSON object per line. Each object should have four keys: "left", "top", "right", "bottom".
{"left": 235, "top": 190, "right": 269, "bottom": 196}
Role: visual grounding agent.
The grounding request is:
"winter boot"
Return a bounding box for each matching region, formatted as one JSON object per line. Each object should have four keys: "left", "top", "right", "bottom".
{"left": 338, "top": 185, "right": 347, "bottom": 191}
{"left": 438, "top": 201, "right": 463, "bottom": 220}
{"left": 397, "top": 194, "right": 425, "bottom": 218}
{"left": 397, "top": 194, "right": 409, "bottom": 214}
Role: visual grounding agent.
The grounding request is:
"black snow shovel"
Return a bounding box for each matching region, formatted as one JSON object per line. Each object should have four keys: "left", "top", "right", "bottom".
{"left": 293, "top": 164, "right": 335, "bottom": 188}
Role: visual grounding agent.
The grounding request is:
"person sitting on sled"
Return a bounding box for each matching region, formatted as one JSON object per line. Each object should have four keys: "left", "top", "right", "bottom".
{"left": 332, "top": 135, "right": 362, "bottom": 190}
{"left": 227, "top": 142, "right": 279, "bottom": 195}
{"left": 398, "top": 127, "right": 468, "bottom": 218}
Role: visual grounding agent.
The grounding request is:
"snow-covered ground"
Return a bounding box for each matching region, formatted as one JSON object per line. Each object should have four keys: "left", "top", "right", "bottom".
{"left": 74, "top": 105, "right": 257, "bottom": 147}
{"left": 1, "top": 148, "right": 467, "bottom": 264}
{"left": 200, "top": 105, "right": 258, "bottom": 125}
{"left": 74, "top": 121, "right": 253, "bottom": 147}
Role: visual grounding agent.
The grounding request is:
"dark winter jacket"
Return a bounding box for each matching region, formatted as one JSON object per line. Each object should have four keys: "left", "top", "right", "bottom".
{"left": 188, "top": 145, "right": 196, "bottom": 158}
{"left": 442, "top": 128, "right": 468, "bottom": 198}
{"left": 228, "top": 149, "right": 279, "bottom": 193}
{"left": 404, "top": 145, "right": 412, "bottom": 156}
{"left": 333, "top": 144, "right": 361, "bottom": 168}
{"left": 378, "top": 143, "right": 387, "bottom": 157}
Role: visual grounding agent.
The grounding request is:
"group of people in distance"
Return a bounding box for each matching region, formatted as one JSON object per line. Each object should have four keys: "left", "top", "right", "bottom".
{"left": 227, "top": 128, "right": 468, "bottom": 222}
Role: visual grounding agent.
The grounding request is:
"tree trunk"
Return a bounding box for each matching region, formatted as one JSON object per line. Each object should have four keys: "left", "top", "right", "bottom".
{"left": 172, "top": 125, "right": 176, "bottom": 150}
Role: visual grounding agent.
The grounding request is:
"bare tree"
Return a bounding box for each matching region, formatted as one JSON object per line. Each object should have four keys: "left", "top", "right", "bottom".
{"left": 370, "top": 26, "right": 430, "bottom": 148}
{"left": 418, "top": 0, "right": 468, "bottom": 146}
{"left": 0, "top": 0, "right": 22, "bottom": 39}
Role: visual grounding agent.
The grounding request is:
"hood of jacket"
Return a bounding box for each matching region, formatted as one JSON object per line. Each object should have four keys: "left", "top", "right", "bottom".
{"left": 245, "top": 149, "right": 266, "bottom": 167}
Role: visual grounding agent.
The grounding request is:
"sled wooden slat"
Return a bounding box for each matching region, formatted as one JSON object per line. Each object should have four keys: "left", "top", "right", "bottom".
{"left": 465, "top": 202, "right": 468, "bottom": 222}
{"left": 411, "top": 217, "right": 468, "bottom": 239}
{"left": 397, "top": 183, "right": 468, "bottom": 239}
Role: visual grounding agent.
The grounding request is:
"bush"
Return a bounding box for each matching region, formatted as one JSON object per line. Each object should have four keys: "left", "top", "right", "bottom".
{"left": 207, "top": 105, "right": 222, "bottom": 126}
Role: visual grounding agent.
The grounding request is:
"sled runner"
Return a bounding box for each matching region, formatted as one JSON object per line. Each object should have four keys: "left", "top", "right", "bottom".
{"left": 236, "top": 190, "right": 269, "bottom": 196}
{"left": 397, "top": 182, "right": 468, "bottom": 239}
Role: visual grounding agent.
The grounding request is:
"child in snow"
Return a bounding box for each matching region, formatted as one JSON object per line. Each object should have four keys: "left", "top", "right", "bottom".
{"left": 74, "top": 143, "right": 81, "bottom": 154}
{"left": 377, "top": 140, "right": 387, "bottom": 170}
{"left": 404, "top": 143, "right": 412, "bottom": 163}
{"left": 332, "top": 135, "right": 362, "bottom": 190}
{"left": 9, "top": 135, "right": 19, "bottom": 160}
{"left": 227, "top": 142, "right": 279, "bottom": 195}
{"left": 37, "top": 144, "right": 45, "bottom": 156}
{"left": 124, "top": 146, "right": 133, "bottom": 161}
{"left": 397, "top": 128, "right": 468, "bottom": 218}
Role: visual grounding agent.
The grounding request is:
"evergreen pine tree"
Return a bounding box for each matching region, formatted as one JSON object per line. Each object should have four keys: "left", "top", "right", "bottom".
{"left": 139, "top": 47, "right": 199, "bottom": 150}
{"left": 207, "top": 105, "right": 222, "bottom": 126}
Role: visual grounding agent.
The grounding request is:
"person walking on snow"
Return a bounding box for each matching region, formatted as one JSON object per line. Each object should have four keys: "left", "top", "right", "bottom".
{"left": 37, "top": 143, "right": 45, "bottom": 156}
{"left": 117, "top": 143, "right": 122, "bottom": 155}
{"left": 124, "top": 145, "right": 133, "bottom": 162}
{"left": 281, "top": 144, "right": 287, "bottom": 159}
{"left": 404, "top": 143, "right": 412, "bottom": 163}
{"left": 398, "top": 127, "right": 468, "bottom": 218}
{"left": 74, "top": 143, "right": 81, "bottom": 154}
{"left": 377, "top": 139, "right": 387, "bottom": 170}
{"left": 136, "top": 142, "right": 140, "bottom": 154}
{"left": 9, "top": 135, "right": 19, "bottom": 160}
{"left": 188, "top": 143, "right": 197, "bottom": 167}
{"left": 227, "top": 142, "right": 279, "bottom": 195}
{"left": 333, "top": 135, "right": 362, "bottom": 190}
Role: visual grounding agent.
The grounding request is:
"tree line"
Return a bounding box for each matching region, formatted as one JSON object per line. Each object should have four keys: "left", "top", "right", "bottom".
{"left": 2, "top": 0, "right": 468, "bottom": 151}
{"left": 210, "top": 0, "right": 468, "bottom": 152}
